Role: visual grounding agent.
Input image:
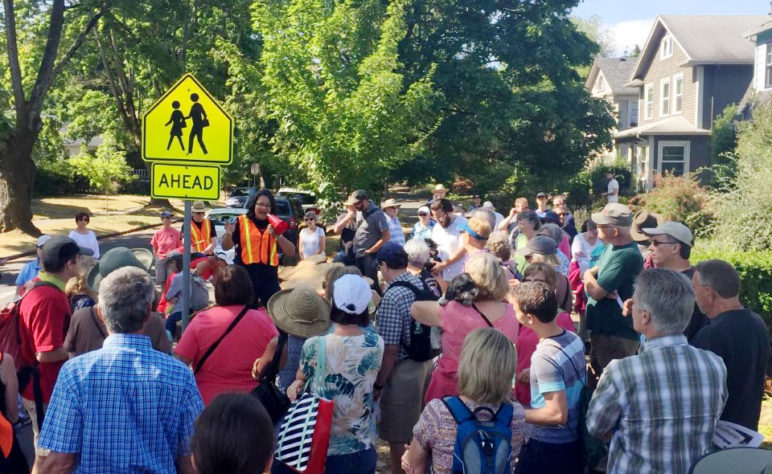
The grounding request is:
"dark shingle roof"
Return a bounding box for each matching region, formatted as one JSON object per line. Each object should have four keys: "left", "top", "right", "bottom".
{"left": 595, "top": 57, "right": 638, "bottom": 95}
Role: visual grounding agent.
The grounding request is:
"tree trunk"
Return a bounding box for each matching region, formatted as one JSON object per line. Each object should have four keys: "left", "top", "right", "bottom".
{"left": 0, "top": 131, "right": 41, "bottom": 235}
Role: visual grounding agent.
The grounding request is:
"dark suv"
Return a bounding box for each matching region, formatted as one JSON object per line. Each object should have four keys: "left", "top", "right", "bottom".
{"left": 274, "top": 196, "right": 304, "bottom": 264}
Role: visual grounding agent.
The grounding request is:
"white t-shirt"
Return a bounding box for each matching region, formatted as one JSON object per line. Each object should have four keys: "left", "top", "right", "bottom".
{"left": 68, "top": 230, "right": 100, "bottom": 259}
{"left": 300, "top": 226, "right": 325, "bottom": 259}
{"left": 430, "top": 215, "right": 468, "bottom": 281}
{"left": 571, "top": 232, "right": 603, "bottom": 273}
{"left": 607, "top": 178, "right": 619, "bottom": 203}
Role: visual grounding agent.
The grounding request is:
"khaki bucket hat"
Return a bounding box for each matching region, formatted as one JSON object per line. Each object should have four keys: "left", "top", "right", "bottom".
{"left": 267, "top": 284, "right": 331, "bottom": 338}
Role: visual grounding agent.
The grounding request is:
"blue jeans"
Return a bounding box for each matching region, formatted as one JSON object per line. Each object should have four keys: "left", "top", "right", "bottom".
{"left": 271, "top": 447, "right": 376, "bottom": 474}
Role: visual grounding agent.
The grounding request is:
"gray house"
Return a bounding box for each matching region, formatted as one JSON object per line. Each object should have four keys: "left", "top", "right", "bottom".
{"left": 744, "top": 18, "right": 772, "bottom": 96}
{"left": 616, "top": 15, "right": 768, "bottom": 190}
{"left": 585, "top": 57, "right": 638, "bottom": 163}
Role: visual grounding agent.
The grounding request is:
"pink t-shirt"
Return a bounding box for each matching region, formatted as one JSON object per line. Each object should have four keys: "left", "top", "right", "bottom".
{"left": 151, "top": 226, "right": 182, "bottom": 259}
{"left": 425, "top": 301, "right": 519, "bottom": 403}
{"left": 175, "top": 305, "right": 279, "bottom": 405}
{"left": 514, "top": 312, "right": 576, "bottom": 406}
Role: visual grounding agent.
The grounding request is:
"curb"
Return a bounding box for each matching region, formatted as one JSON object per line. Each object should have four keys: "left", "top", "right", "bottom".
{"left": 2, "top": 220, "right": 176, "bottom": 262}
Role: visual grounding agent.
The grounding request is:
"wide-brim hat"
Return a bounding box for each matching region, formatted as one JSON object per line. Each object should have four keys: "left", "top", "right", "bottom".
{"left": 268, "top": 285, "right": 332, "bottom": 338}
{"left": 433, "top": 184, "right": 448, "bottom": 192}
{"left": 381, "top": 198, "right": 401, "bottom": 209}
{"left": 630, "top": 210, "right": 663, "bottom": 243}
{"left": 87, "top": 247, "right": 153, "bottom": 292}
{"left": 191, "top": 201, "right": 207, "bottom": 212}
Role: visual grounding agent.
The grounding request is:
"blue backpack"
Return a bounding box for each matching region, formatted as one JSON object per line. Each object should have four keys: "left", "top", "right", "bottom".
{"left": 442, "top": 396, "right": 515, "bottom": 474}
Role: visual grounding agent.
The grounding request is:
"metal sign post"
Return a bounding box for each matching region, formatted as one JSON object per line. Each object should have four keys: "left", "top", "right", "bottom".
{"left": 181, "top": 201, "right": 192, "bottom": 331}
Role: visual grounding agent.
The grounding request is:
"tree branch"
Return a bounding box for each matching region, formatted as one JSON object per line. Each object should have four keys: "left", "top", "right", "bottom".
{"left": 2, "top": 0, "right": 27, "bottom": 120}
{"left": 53, "top": 8, "right": 104, "bottom": 78}
{"left": 27, "top": 0, "right": 66, "bottom": 123}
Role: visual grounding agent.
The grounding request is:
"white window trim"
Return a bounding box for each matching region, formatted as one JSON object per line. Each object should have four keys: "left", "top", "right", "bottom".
{"left": 659, "top": 78, "right": 671, "bottom": 117}
{"left": 629, "top": 99, "right": 638, "bottom": 126}
{"left": 672, "top": 73, "right": 684, "bottom": 114}
{"left": 644, "top": 83, "right": 654, "bottom": 120}
{"left": 596, "top": 74, "right": 606, "bottom": 93}
{"left": 766, "top": 42, "right": 772, "bottom": 90}
{"left": 661, "top": 36, "right": 674, "bottom": 59}
{"left": 657, "top": 140, "right": 690, "bottom": 176}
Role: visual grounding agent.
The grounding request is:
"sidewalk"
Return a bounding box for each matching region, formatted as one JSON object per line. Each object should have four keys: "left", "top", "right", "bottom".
{"left": 0, "top": 194, "right": 222, "bottom": 258}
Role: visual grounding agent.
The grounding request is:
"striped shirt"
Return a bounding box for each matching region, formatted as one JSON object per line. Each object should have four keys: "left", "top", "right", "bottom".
{"left": 587, "top": 334, "right": 727, "bottom": 474}
{"left": 38, "top": 334, "right": 204, "bottom": 473}
{"left": 529, "top": 330, "right": 585, "bottom": 443}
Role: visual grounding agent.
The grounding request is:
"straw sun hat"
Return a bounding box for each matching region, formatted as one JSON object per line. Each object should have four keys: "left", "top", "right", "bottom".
{"left": 267, "top": 284, "right": 331, "bottom": 339}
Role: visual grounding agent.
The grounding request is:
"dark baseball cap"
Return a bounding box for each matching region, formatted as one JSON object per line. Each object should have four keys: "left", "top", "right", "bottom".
{"left": 345, "top": 190, "right": 369, "bottom": 206}
{"left": 161, "top": 211, "right": 173, "bottom": 218}
{"left": 541, "top": 210, "right": 561, "bottom": 225}
{"left": 376, "top": 241, "right": 408, "bottom": 268}
{"left": 517, "top": 235, "right": 557, "bottom": 256}
{"left": 40, "top": 236, "right": 94, "bottom": 268}
{"left": 536, "top": 192, "right": 547, "bottom": 199}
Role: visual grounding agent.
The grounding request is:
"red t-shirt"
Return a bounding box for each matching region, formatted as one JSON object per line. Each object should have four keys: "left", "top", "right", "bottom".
{"left": 151, "top": 226, "right": 182, "bottom": 259}
{"left": 174, "top": 305, "right": 279, "bottom": 405}
{"left": 18, "top": 282, "right": 71, "bottom": 402}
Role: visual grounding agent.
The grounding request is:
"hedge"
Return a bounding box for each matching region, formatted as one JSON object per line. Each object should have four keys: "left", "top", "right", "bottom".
{"left": 691, "top": 244, "right": 772, "bottom": 335}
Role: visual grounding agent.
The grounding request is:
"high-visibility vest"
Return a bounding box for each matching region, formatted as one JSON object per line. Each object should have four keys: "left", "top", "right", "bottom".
{"left": 190, "top": 219, "right": 212, "bottom": 253}
{"left": 238, "top": 214, "right": 279, "bottom": 266}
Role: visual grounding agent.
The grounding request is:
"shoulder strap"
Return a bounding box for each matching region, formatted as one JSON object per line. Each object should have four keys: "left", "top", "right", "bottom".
{"left": 260, "top": 332, "right": 288, "bottom": 382}
{"left": 89, "top": 306, "right": 107, "bottom": 340}
{"left": 194, "top": 305, "right": 250, "bottom": 375}
{"left": 555, "top": 345, "right": 585, "bottom": 388}
{"left": 471, "top": 303, "right": 494, "bottom": 327}
{"left": 441, "top": 396, "right": 474, "bottom": 424}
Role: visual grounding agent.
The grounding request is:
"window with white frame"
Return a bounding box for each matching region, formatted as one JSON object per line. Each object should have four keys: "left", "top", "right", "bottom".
{"left": 660, "top": 78, "right": 670, "bottom": 117}
{"left": 629, "top": 99, "right": 638, "bottom": 127}
{"left": 672, "top": 73, "right": 683, "bottom": 114}
{"left": 596, "top": 74, "right": 605, "bottom": 93}
{"left": 658, "top": 140, "right": 690, "bottom": 176}
{"left": 644, "top": 84, "right": 654, "bottom": 120}
{"left": 661, "top": 36, "right": 674, "bottom": 59}
{"left": 766, "top": 43, "right": 772, "bottom": 89}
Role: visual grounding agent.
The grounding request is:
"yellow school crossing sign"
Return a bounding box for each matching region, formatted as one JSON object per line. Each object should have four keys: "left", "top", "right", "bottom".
{"left": 142, "top": 74, "right": 233, "bottom": 165}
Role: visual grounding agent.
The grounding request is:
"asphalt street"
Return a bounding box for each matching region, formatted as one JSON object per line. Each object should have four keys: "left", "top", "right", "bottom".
{"left": 0, "top": 229, "right": 156, "bottom": 306}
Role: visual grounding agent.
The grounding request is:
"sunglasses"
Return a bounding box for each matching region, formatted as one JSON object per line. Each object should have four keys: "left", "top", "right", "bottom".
{"left": 304, "top": 218, "right": 315, "bottom": 221}
{"left": 418, "top": 213, "right": 429, "bottom": 217}
{"left": 78, "top": 218, "right": 89, "bottom": 222}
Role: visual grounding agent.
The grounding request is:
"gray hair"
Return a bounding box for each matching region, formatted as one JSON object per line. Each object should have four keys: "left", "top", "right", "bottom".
{"left": 485, "top": 231, "right": 512, "bottom": 262}
{"left": 633, "top": 268, "right": 694, "bottom": 335}
{"left": 98, "top": 266, "right": 154, "bottom": 334}
{"left": 404, "top": 238, "right": 430, "bottom": 267}
{"left": 470, "top": 209, "right": 496, "bottom": 230}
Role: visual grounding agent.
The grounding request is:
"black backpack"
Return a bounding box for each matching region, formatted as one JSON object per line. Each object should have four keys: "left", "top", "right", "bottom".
{"left": 386, "top": 279, "right": 441, "bottom": 362}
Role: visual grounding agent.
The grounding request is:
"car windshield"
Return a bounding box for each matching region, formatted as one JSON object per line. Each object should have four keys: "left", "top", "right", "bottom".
{"left": 275, "top": 200, "right": 291, "bottom": 218}
{"left": 230, "top": 188, "right": 251, "bottom": 197}
{"left": 208, "top": 212, "right": 244, "bottom": 225}
{"left": 293, "top": 193, "right": 316, "bottom": 205}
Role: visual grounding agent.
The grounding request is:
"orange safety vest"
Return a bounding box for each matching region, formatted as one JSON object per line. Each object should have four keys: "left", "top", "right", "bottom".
{"left": 190, "top": 219, "right": 212, "bottom": 254}
{"left": 238, "top": 214, "right": 279, "bottom": 266}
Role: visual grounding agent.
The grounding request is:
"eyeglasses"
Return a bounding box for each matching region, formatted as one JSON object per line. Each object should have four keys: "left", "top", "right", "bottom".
{"left": 418, "top": 213, "right": 428, "bottom": 217}
{"left": 304, "top": 218, "right": 315, "bottom": 221}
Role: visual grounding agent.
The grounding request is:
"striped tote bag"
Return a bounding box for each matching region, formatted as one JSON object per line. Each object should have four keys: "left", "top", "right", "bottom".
{"left": 275, "top": 337, "right": 335, "bottom": 474}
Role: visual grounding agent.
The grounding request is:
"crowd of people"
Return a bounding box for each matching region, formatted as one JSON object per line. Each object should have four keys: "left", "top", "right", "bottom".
{"left": 2, "top": 183, "right": 769, "bottom": 474}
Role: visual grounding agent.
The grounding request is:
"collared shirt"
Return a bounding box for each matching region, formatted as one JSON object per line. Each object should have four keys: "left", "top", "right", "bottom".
{"left": 376, "top": 273, "right": 425, "bottom": 361}
{"left": 387, "top": 216, "right": 406, "bottom": 246}
{"left": 587, "top": 335, "right": 727, "bottom": 474}
{"left": 15, "top": 259, "right": 40, "bottom": 287}
{"left": 38, "top": 334, "right": 204, "bottom": 473}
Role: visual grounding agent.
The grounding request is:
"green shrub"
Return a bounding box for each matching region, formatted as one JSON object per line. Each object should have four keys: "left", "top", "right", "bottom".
{"left": 628, "top": 173, "right": 713, "bottom": 238}
{"left": 709, "top": 100, "right": 772, "bottom": 251}
{"left": 692, "top": 242, "right": 772, "bottom": 336}
{"left": 35, "top": 157, "right": 89, "bottom": 196}
{"left": 566, "top": 160, "right": 632, "bottom": 210}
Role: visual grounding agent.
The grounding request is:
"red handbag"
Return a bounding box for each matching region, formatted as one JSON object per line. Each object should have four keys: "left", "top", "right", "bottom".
{"left": 275, "top": 337, "right": 334, "bottom": 474}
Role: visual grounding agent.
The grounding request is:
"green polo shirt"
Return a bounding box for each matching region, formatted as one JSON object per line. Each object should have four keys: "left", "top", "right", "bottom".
{"left": 585, "top": 241, "right": 643, "bottom": 341}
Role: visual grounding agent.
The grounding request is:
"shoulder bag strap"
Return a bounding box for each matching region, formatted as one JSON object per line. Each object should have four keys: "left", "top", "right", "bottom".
{"left": 471, "top": 303, "right": 494, "bottom": 327}
{"left": 89, "top": 306, "right": 107, "bottom": 339}
{"left": 260, "top": 332, "right": 288, "bottom": 382}
{"left": 194, "top": 305, "right": 250, "bottom": 375}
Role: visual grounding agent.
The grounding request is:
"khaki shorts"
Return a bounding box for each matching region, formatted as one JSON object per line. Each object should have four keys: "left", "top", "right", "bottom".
{"left": 378, "top": 358, "right": 433, "bottom": 443}
{"left": 23, "top": 397, "right": 51, "bottom": 456}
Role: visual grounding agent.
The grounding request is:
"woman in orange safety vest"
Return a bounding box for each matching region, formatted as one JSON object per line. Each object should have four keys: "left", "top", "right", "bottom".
{"left": 222, "top": 189, "right": 296, "bottom": 306}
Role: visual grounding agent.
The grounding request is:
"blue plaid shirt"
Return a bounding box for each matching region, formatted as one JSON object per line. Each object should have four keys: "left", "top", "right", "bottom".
{"left": 376, "top": 273, "right": 424, "bottom": 361}
{"left": 38, "top": 334, "right": 204, "bottom": 473}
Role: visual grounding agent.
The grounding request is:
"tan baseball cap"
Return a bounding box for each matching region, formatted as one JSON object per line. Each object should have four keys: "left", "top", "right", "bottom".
{"left": 592, "top": 203, "right": 633, "bottom": 227}
{"left": 643, "top": 221, "right": 693, "bottom": 247}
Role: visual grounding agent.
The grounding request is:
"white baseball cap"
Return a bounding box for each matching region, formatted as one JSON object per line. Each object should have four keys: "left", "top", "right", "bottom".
{"left": 36, "top": 235, "right": 52, "bottom": 247}
{"left": 643, "top": 221, "right": 693, "bottom": 247}
{"left": 332, "top": 274, "right": 372, "bottom": 315}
